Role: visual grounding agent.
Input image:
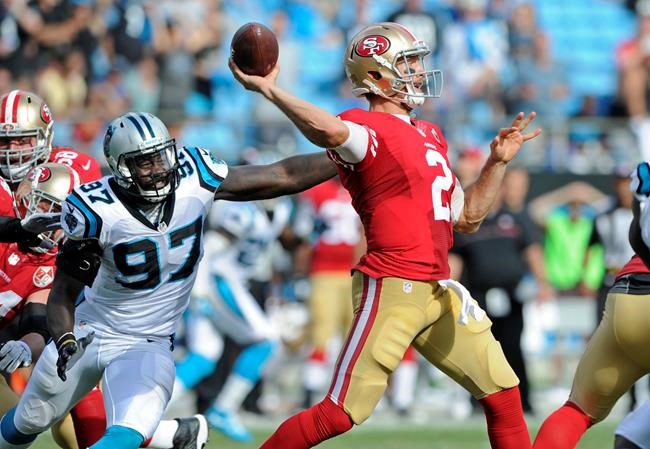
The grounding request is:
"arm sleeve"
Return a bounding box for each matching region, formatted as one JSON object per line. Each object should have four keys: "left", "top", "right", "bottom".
{"left": 329, "top": 121, "right": 372, "bottom": 164}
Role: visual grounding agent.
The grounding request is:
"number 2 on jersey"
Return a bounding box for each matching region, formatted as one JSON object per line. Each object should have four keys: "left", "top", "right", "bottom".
{"left": 425, "top": 148, "right": 453, "bottom": 221}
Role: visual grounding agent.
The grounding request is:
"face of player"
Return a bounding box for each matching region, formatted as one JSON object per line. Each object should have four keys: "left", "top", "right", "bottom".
{"left": 131, "top": 150, "right": 173, "bottom": 191}
{"left": 395, "top": 56, "right": 426, "bottom": 94}
{"left": 0, "top": 135, "right": 37, "bottom": 163}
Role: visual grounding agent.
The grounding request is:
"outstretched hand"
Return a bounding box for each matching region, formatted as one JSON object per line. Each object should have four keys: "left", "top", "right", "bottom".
{"left": 489, "top": 112, "right": 541, "bottom": 164}
{"left": 228, "top": 58, "right": 280, "bottom": 95}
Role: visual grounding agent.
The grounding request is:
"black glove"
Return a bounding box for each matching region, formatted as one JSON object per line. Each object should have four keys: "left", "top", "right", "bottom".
{"left": 55, "top": 331, "right": 94, "bottom": 382}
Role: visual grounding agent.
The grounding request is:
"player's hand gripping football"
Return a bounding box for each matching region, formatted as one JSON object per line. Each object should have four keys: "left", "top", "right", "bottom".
{"left": 489, "top": 112, "right": 542, "bottom": 164}
{"left": 228, "top": 57, "right": 280, "bottom": 95}
{"left": 55, "top": 331, "right": 94, "bottom": 381}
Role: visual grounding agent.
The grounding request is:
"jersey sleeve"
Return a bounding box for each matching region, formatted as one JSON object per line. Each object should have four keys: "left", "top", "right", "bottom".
{"left": 327, "top": 111, "right": 379, "bottom": 172}
{"left": 183, "top": 146, "right": 229, "bottom": 192}
{"left": 61, "top": 191, "right": 103, "bottom": 241}
{"left": 50, "top": 148, "right": 103, "bottom": 183}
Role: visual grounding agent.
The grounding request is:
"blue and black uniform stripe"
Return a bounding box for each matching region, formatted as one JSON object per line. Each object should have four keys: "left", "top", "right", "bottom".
{"left": 184, "top": 146, "right": 225, "bottom": 192}
{"left": 66, "top": 191, "right": 103, "bottom": 239}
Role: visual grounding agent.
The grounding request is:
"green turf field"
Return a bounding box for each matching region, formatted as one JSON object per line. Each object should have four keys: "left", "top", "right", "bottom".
{"left": 28, "top": 420, "right": 617, "bottom": 449}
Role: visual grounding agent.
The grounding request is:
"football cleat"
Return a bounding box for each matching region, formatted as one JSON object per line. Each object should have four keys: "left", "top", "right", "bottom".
{"left": 205, "top": 406, "right": 253, "bottom": 443}
{"left": 172, "top": 414, "right": 209, "bottom": 449}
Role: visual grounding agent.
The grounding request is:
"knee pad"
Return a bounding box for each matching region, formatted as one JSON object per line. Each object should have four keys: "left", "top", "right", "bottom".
{"left": 370, "top": 317, "right": 415, "bottom": 373}
{"left": 483, "top": 340, "right": 520, "bottom": 394}
{"left": 175, "top": 352, "right": 217, "bottom": 389}
{"left": 90, "top": 425, "right": 144, "bottom": 449}
{"left": 234, "top": 340, "right": 276, "bottom": 382}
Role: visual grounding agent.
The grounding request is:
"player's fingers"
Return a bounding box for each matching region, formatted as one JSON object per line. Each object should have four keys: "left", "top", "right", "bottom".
{"left": 510, "top": 112, "right": 524, "bottom": 128}
{"left": 522, "top": 128, "right": 542, "bottom": 141}
{"left": 518, "top": 111, "right": 537, "bottom": 130}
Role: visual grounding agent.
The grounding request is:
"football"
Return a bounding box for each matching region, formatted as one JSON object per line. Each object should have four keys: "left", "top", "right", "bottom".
{"left": 230, "top": 22, "right": 279, "bottom": 77}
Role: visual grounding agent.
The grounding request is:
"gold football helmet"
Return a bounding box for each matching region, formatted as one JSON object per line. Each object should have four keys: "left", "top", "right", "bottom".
{"left": 344, "top": 22, "right": 443, "bottom": 107}
{"left": 17, "top": 163, "right": 79, "bottom": 252}
{"left": 0, "top": 90, "right": 54, "bottom": 183}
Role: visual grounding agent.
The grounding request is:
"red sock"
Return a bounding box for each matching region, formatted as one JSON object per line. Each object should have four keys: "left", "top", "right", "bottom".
{"left": 141, "top": 437, "right": 153, "bottom": 447}
{"left": 533, "top": 402, "right": 592, "bottom": 449}
{"left": 260, "top": 398, "right": 353, "bottom": 449}
{"left": 70, "top": 387, "right": 107, "bottom": 448}
{"left": 480, "top": 387, "right": 532, "bottom": 449}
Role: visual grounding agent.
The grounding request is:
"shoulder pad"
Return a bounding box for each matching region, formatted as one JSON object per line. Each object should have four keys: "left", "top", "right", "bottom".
{"left": 182, "top": 146, "right": 228, "bottom": 192}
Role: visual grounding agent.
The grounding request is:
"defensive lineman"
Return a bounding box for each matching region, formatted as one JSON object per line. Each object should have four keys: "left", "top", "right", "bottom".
{"left": 0, "top": 111, "right": 334, "bottom": 449}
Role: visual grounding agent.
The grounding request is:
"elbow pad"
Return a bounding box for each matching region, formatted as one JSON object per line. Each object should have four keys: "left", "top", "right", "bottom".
{"left": 56, "top": 239, "right": 102, "bottom": 287}
{"left": 18, "top": 302, "right": 49, "bottom": 342}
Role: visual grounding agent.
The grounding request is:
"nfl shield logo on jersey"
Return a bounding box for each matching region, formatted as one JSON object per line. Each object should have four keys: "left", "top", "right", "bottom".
{"left": 33, "top": 266, "right": 54, "bottom": 288}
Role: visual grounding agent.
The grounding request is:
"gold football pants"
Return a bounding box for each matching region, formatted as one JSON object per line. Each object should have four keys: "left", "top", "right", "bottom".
{"left": 308, "top": 272, "right": 354, "bottom": 352}
{"left": 326, "top": 272, "right": 519, "bottom": 424}
{"left": 569, "top": 292, "right": 650, "bottom": 422}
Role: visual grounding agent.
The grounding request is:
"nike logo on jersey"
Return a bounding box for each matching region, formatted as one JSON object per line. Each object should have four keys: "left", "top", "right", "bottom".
{"left": 81, "top": 161, "right": 91, "bottom": 171}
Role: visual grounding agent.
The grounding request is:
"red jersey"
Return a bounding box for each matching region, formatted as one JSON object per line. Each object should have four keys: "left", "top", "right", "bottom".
{"left": 50, "top": 147, "right": 102, "bottom": 183}
{"left": 0, "top": 242, "right": 55, "bottom": 331}
{"left": 301, "top": 179, "right": 360, "bottom": 273}
{"left": 0, "top": 178, "right": 15, "bottom": 217}
{"left": 328, "top": 109, "right": 456, "bottom": 281}
{"left": 616, "top": 255, "right": 650, "bottom": 279}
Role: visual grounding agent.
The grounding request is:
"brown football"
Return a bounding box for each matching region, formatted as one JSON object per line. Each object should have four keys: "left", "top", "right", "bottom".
{"left": 230, "top": 22, "right": 279, "bottom": 77}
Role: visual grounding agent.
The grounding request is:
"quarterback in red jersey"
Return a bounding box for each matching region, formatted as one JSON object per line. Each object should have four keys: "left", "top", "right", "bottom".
{"left": 533, "top": 163, "right": 650, "bottom": 449}
{"left": 230, "top": 22, "right": 540, "bottom": 449}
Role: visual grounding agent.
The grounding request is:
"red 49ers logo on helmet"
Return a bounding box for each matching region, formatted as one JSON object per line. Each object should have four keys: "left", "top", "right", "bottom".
{"left": 355, "top": 35, "right": 390, "bottom": 57}
{"left": 40, "top": 103, "right": 52, "bottom": 124}
{"left": 27, "top": 166, "right": 51, "bottom": 183}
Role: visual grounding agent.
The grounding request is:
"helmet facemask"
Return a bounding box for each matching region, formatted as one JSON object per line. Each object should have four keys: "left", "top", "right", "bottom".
{"left": 21, "top": 188, "right": 63, "bottom": 253}
{"left": 0, "top": 123, "right": 53, "bottom": 183}
{"left": 389, "top": 43, "right": 443, "bottom": 106}
{"left": 116, "top": 140, "right": 179, "bottom": 203}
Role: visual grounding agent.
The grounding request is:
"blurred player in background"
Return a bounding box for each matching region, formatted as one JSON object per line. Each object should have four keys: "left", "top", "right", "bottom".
{"left": 172, "top": 196, "right": 294, "bottom": 442}
{"left": 532, "top": 162, "right": 650, "bottom": 449}
{"left": 292, "top": 177, "right": 363, "bottom": 409}
{"left": 229, "top": 21, "right": 541, "bottom": 449}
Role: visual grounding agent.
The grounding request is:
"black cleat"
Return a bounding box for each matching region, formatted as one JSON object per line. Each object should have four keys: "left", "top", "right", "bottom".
{"left": 172, "top": 414, "right": 209, "bottom": 449}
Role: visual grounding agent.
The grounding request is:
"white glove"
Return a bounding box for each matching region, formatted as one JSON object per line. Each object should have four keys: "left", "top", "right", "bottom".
{"left": 20, "top": 212, "right": 62, "bottom": 234}
{"left": 0, "top": 340, "right": 32, "bottom": 373}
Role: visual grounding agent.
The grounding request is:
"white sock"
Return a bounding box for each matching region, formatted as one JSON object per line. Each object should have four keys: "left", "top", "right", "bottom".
{"left": 214, "top": 374, "right": 254, "bottom": 413}
{"left": 146, "top": 419, "right": 179, "bottom": 448}
{"left": 391, "top": 361, "right": 418, "bottom": 411}
{"left": 303, "top": 360, "right": 329, "bottom": 392}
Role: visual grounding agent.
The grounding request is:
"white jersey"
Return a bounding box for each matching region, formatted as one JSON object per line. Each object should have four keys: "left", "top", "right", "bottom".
{"left": 61, "top": 146, "right": 228, "bottom": 337}
{"left": 206, "top": 199, "right": 292, "bottom": 281}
